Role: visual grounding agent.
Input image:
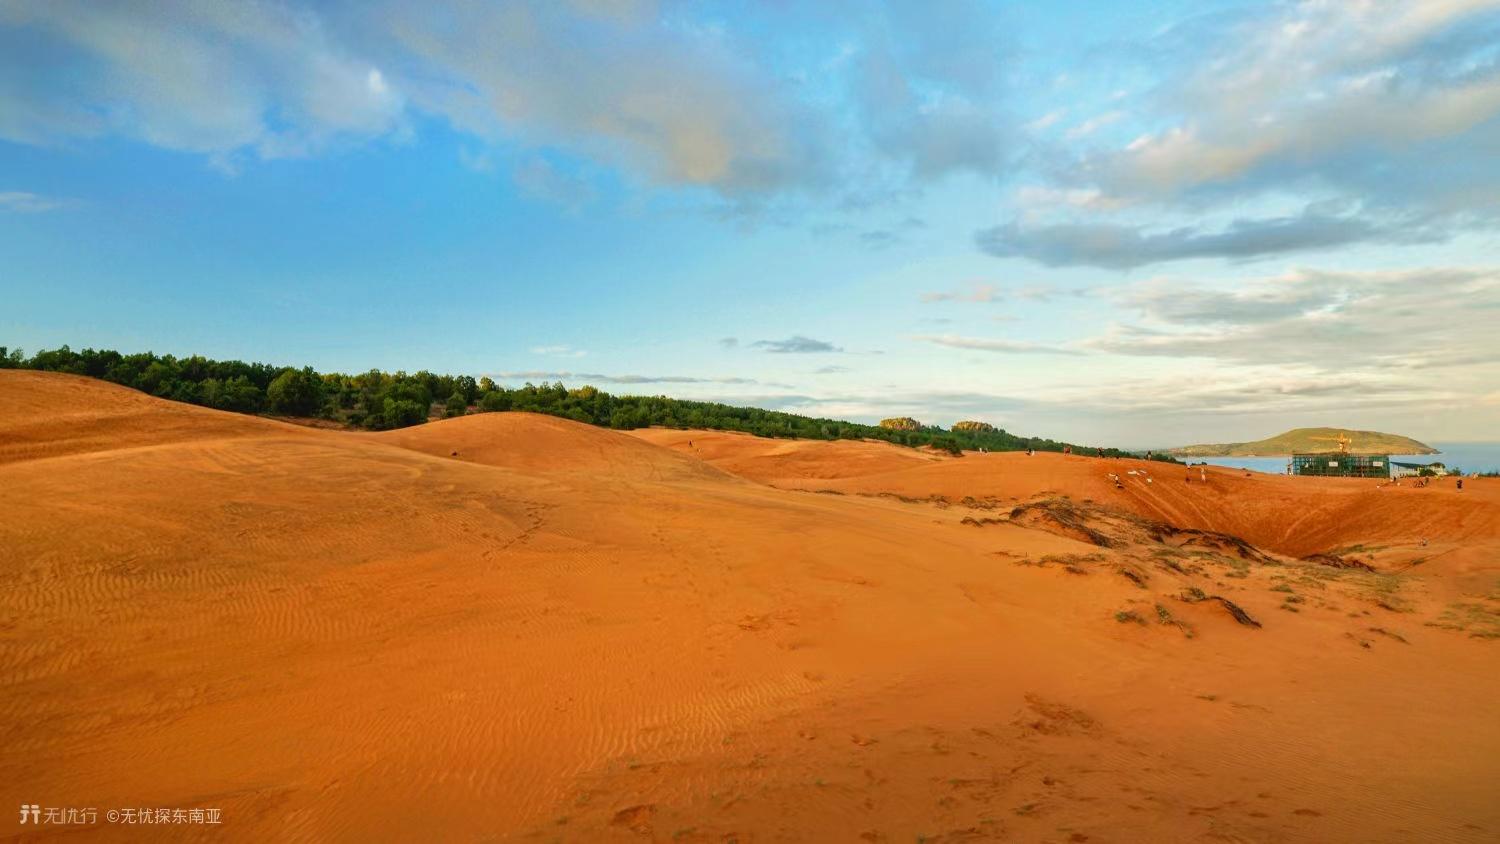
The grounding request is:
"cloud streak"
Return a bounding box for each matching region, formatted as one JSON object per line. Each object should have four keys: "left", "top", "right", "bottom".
{"left": 1086, "top": 267, "right": 1500, "bottom": 376}
{"left": 1093, "top": 1, "right": 1500, "bottom": 211}
{"left": 0, "top": 0, "right": 407, "bottom": 162}
{"left": 385, "top": 1, "right": 832, "bottom": 200}
{"left": 0, "top": 0, "right": 831, "bottom": 199}
{"left": 976, "top": 206, "right": 1437, "bottom": 270}
{"left": 851, "top": 1, "right": 1013, "bottom": 180}
{"left": 489, "top": 370, "right": 763, "bottom": 386}
{"left": 0, "top": 190, "right": 70, "bottom": 212}
{"left": 529, "top": 344, "right": 588, "bottom": 358}
{"left": 990, "top": 0, "right": 1500, "bottom": 271}
{"left": 916, "top": 334, "right": 1082, "bottom": 355}
{"left": 750, "top": 336, "right": 843, "bottom": 354}
{"left": 920, "top": 283, "right": 1004, "bottom": 303}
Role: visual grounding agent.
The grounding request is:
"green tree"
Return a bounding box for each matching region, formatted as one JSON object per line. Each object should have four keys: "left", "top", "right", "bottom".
{"left": 168, "top": 380, "right": 200, "bottom": 404}
{"left": 445, "top": 391, "right": 468, "bottom": 418}
{"left": 137, "top": 360, "right": 178, "bottom": 396}
{"left": 216, "top": 376, "right": 265, "bottom": 413}
{"left": 266, "top": 367, "right": 325, "bottom": 416}
{"left": 454, "top": 375, "right": 479, "bottom": 403}
{"left": 931, "top": 436, "right": 963, "bottom": 457}
{"left": 478, "top": 390, "right": 512, "bottom": 412}
{"left": 6, "top": 344, "right": 1144, "bottom": 456}
{"left": 382, "top": 397, "right": 427, "bottom": 429}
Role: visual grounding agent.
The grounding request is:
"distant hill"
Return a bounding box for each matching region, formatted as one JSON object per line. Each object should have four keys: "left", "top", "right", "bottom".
{"left": 1171, "top": 427, "right": 1436, "bottom": 457}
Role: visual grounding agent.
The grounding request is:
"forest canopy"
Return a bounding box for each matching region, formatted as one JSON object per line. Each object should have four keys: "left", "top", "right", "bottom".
{"left": 0, "top": 345, "right": 1170, "bottom": 460}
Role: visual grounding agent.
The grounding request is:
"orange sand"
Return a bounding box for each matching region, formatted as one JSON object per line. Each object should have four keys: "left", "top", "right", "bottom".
{"left": 633, "top": 428, "right": 1500, "bottom": 559}
{"left": 4, "top": 373, "right": 1498, "bottom": 842}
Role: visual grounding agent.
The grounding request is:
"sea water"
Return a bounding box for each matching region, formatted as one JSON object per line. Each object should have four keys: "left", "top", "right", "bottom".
{"left": 1188, "top": 442, "right": 1500, "bottom": 475}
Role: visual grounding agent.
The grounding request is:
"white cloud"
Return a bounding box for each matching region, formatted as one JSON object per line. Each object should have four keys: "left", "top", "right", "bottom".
{"left": 1014, "top": 185, "right": 1125, "bottom": 211}
{"left": 1064, "top": 109, "right": 1124, "bottom": 141}
{"left": 977, "top": 205, "right": 1431, "bottom": 269}
{"left": 0, "top": 190, "right": 70, "bottom": 212}
{"left": 915, "top": 333, "right": 1082, "bottom": 355}
{"left": 0, "top": 0, "right": 828, "bottom": 200}
{"left": 850, "top": 0, "right": 1013, "bottom": 180}
{"left": 385, "top": 2, "right": 830, "bottom": 199}
{"left": 489, "top": 370, "right": 763, "bottom": 386}
{"left": 1079, "top": 266, "right": 1500, "bottom": 419}
{"left": 920, "top": 282, "right": 1003, "bottom": 303}
{"left": 1024, "top": 109, "right": 1065, "bottom": 132}
{"left": 366, "top": 68, "right": 388, "bottom": 97}
{"left": 457, "top": 147, "right": 495, "bottom": 174}
{"left": 511, "top": 156, "right": 598, "bottom": 210}
{"left": 529, "top": 344, "right": 588, "bottom": 358}
{"left": 0, "top": 0, "right": 406, "bottom": 160}
{"left": 1091, "top": 1, "right": 1500, "bottom": 212}
{"left": 750, "top": 336, "right": 843, "bottom": 354}
{"left": 984, "top": 1, "right": 1500, "bottom": 272}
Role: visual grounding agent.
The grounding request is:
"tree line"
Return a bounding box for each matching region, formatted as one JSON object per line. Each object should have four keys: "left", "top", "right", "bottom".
{"left": 0, "top": 345, "right": 1177, "bottom": 461}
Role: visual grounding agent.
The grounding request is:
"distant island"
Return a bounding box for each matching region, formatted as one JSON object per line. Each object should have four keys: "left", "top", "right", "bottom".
{"left": 1170, "top": 427, "right": 1437, "bottom": 457}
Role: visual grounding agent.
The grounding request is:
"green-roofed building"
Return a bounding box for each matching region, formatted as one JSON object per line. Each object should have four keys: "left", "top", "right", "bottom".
{"left": 1290, "top": 452, "right": 1390, "bottom": 478}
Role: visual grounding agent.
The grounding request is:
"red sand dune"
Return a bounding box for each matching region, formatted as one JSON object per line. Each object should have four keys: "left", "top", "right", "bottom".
{"left": 4, "top": 374, "right": 1499, "bottom": 842}
{"left": 637, "top": 428, "right": 1500, "bottom": 559}
{"left": 0, "top": 369, "right": 302, "bottom": 465}
{"left": 373, "top": 411, "right": 731, "bottom": 483}
{"left": 629, "top": 427, "right": 941, "bottom": 483}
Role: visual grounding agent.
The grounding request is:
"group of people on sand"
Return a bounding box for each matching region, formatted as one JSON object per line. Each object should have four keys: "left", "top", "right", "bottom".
{"left": 1379, "top": 475, "right": 1466, "bottom": 491}
{"left": 1107, "top": 467, "right": 1155, "bottom": 490}
{"left": 1052, "top": 445, "right": 1110, "bottom": 457}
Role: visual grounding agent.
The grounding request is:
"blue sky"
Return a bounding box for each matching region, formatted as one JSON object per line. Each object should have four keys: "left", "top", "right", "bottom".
{"left": 3, "top": 0, "right": 1499, "bottom": 446}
